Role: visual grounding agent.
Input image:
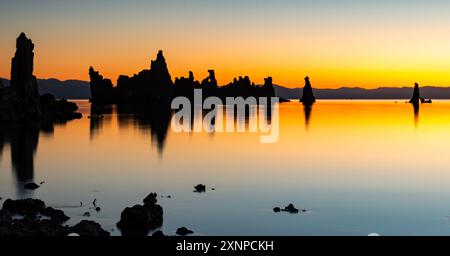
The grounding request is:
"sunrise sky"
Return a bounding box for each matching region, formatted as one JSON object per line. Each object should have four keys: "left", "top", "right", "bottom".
{"left": 1, "top": 0, "right": 450, "bottom": 88}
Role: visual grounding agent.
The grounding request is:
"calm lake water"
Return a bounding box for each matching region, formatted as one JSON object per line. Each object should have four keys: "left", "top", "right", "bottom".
{"left": 2, "top": 100, "right": 450, "bottom": 236}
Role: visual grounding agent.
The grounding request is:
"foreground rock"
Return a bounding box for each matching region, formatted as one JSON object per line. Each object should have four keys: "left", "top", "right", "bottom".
{"left": 176, "top": 227, "right": 194, "bottom": 236}
{"left": 117, "top": 193, "right": 163, "bottom": 236}
{"left": 0, "top": 198, "right": 108, "bottom": 236}
{"left": 2, "top": 198, "right": 69, "bottom": 223}
{"left": 70, "top": 220, "right": 110, "bottom": 237}
{"left": 24, "top": 182, "right": 40, "bottom": 190}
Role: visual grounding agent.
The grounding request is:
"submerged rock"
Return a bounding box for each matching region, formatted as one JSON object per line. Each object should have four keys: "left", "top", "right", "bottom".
{"left": 194, "top": 184, "right": 206, "bottom": 193}
{"left": 117, "top": 193, "right": 163, "bottom": 236}
{"left": 24, "top": 182, "right": 40, "bottom": 190}
{"left": 176, "top": 227, "right": 194, "bottom": 236}
{"left": 70, "top": 220, "right": 110, "bottom": 237}
{"left": 273, "top": 207, "right": 281, "bottom": 213}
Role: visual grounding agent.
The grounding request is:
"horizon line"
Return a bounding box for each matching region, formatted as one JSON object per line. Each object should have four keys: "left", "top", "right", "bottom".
{"left": 3, "top": 76, "right": 450, "bottom": 91}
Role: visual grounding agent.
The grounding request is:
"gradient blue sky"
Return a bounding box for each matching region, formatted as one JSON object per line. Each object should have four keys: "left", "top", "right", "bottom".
{"left": 1, "top": 0, "right": 450, "bottom": 88}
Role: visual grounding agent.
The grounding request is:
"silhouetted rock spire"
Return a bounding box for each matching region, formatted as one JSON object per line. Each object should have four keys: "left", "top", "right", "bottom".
{"left": 263, "top": 76, "right": 276, "bottom": 96}
{"left": 0, "top": 33, "right": 81, "bottom": 123}
{"left": 90, "top": 51, "right": 275, "bottom": 104}
{"left": 300, "top": 76, "right": 316, "bottom": 105}
{"left": 201, "top": 70, "right": 218, "bottom": 88}
{"left": 150, "top": 50, "right": 173, "bottom": 89}
{"left": 10, "top": 33, "right": 40, "bottom": 116}
{"left": 409, "top": 83, "right": 420, "bottom": 104}
{"left": 89, "top": 67, "right": 115, "bottom": 104}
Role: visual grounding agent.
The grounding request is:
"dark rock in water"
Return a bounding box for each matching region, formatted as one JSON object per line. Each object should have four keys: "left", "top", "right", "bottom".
{"left": 2, "top": 198, "right": 46, "bottom": 217}
{"left": 194, "top": 184, "right": 206, "bottom": 193}
{"left": 283, "top": 204, "right": 299, "bottom": 214}
{"left": 90, "top": 49, "right": 275, "bottom": 105}
{"left": 143, "top": 193, "right": 158, "bottom": 205}
{"left": 42, "top": 207, "right": 70, "bottom": 224}
{"left": 300, "top": 76, "right": 316, "bottom": 105}
{"left": 2, "top": 198, "right": 70, "bottom": 223}
{"left": 0, "top": 198, "right": 110, "bottom": 237}
{"left": 409, "top": 83, "right": 433, "bottom": 104}
{"left": 152, "top": 230, "right": 165, "bottom": 237}
{"left": 421, "top": 98, "right": 432, "bottom": 104}
{"left": 117, "top": 193, "right": 163, "bottom": 236}
{"left": 176, "top": 227, "right": 194, "bottom": 236}
{"left": 0, "top": 33, "right": 40, "bottom": 123}
{"left": 10, "top": 33, "right": 40, "bottom": 118}
{"left": 95, "top": 207, "right": 101, "bottom": 212}
{"left": 273, "top": 207, "right": 281, "bottom": 213}
{"left": 89, "top": 67, "right": 116, "bottom": 104}
{"left": 24, "top": 182, "right": 40, "bottom": 190}
{"left": 0, "top": 33, "right": 82, "bottom": 123}
{"left": 91, "top": 50, "right": 175, "bottom": 104}
{"left": 70, "top": 220, "right": 110, "bottom": 237}
{"left": 83, "top": 212, "right": 90, "bottom": 217}
{"left": 5, "top": 217, "right": 70, "bottom": 236}
{"left": 409, "top": 83, "right": 421, "bottom": 104}
{"left": 0, "top": 200, "right": 71, "bottom": 236}
{"left": 40, "top": 93, "right": 82, "bottom": 121}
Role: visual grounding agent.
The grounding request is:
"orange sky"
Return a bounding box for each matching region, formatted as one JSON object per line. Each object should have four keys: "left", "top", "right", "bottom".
{"left": 1, "top": 1, "right": 450, "bottom": 88}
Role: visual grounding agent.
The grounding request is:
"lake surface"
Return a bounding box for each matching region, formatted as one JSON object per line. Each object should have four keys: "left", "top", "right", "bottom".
{"left": 2, "top": 100, "right": 450, "bottom": 236}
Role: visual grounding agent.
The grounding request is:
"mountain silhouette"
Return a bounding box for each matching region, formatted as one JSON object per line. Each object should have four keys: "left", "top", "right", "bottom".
{"left": 274, "top": 85, "right": 450, "bottom": 100}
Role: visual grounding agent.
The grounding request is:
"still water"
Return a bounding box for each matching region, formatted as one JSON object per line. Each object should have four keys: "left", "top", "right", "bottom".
{"left": 1, "top": 100, "right": 450, "bottom": 236}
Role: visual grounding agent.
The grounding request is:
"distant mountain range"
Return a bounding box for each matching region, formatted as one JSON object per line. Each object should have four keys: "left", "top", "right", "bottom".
{"left": 2, "top": 77, "right": 450, "bottom": 100}
{"left": 1, "top": 78, "right": 91, "bottom": 99}
{"left": 273, "top": 84, "right": 450, "bottom": 100}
